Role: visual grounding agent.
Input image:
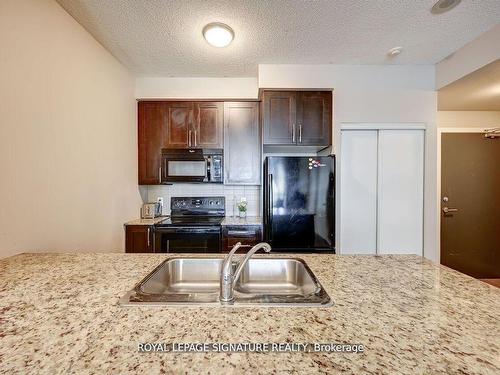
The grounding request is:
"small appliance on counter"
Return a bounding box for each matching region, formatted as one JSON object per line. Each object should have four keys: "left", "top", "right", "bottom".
{"left": 141, "top": 202, "right": 162, "bottom": 219}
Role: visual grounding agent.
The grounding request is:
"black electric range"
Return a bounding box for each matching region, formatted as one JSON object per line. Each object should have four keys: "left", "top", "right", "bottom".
{"left": 154, "top": 197, "right": 225, "bottom": 253}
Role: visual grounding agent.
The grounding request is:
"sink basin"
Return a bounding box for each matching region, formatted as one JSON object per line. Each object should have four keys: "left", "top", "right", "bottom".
{"left": 120, "top": 257, "right": 332, "bottom": 307}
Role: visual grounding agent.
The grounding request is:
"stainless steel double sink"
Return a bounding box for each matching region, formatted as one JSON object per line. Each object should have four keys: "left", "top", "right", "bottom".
{"left": 120, "top": 257, "right": 332, "bottom": 307}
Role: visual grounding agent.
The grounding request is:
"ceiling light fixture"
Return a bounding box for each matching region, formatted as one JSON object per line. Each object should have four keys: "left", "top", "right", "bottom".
{"left": 387, "top": 47, "right": 403, "bottom": 57}
{"left": 431, "top": 0, "right": 462, "bottom": 14}
{"left": 202, "top": 22, "right": 234, "bottom": 48}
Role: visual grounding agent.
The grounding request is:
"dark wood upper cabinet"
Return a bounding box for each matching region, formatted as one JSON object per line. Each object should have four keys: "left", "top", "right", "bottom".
{"left": 224, "top": 102, "right": 261, "bottom": 185}
{"left": 163, "top": 101, "right": 223, "bottom": 149}
{"left": 297, "top": 91, "right": 332, "bottom": 146}
{"left": 262, "top": 90, "right": 332, "bottom": 147}
{"left": 125, "top": 225, "right": 154, "bottom": 253}
{"left": 194, "top": 102, "right": 223, "bottom": 148}
{"left": 262, "top": 91, "right": 296, "bottom": 145}
{"left": 138, "top": 102, "right": 165, "bottom": 185}
{"left": 165, "top": 102, "right": 194, "bottom": 148}
{"left": 138, "top": 100, "right": 224, "bottom": 185}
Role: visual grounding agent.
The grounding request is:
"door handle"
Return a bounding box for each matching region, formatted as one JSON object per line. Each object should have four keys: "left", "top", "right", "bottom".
{"left": 268, "top": 174, "right": 273, "bottom": 241}
{"left": 443, "top": 207, "right": 459, "bottom": 213}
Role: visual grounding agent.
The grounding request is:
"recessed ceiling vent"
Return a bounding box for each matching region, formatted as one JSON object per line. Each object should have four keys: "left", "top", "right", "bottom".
{"left": 431, "top": 0, "right": 462, "bottom": 14}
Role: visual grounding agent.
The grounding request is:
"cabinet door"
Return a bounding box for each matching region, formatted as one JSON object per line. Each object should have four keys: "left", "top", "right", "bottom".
{"left": 224, "top": 102, "right": 261, "bottom": 185}
{"left": 297, "top": 91, "right": 332, "bottom": 146}
{"left": 125, "top": 225, "right": 154, "bottom": 253}
{"left": 262, "top": 91, "right": 297, "bottom": 145}
{"left": 165, "top": 102, "right": 194, "bottom": 148}
{"left": 194, "top": 102, "right": 223, "bottom": 148}
{"left": 138, "top": 102, "right": 165, "bottom": 185}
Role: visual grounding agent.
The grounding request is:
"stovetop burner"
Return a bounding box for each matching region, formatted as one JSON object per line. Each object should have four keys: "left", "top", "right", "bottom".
{"left": 156, "top": 216, "right": 224, "bottom": 227}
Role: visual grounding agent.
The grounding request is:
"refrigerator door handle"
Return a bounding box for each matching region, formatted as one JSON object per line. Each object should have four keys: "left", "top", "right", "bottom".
{"left": 267, "top": 173, "right": 273, "bottom": 241}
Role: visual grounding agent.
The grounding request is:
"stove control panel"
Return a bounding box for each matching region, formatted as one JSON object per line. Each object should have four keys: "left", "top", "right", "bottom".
{"left": 171, "top": 196, "right": 225, "bottom": 212}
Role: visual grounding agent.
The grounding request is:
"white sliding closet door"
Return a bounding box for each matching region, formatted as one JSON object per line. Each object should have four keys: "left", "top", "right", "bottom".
{"left": 340, "top": 131, "right": 378, "bottom": 254}
{"left": 340, "top": 127, "right": 424, "bottom": 255}
{"left": 377, "top": 130, "right": 424, "bottom": 254}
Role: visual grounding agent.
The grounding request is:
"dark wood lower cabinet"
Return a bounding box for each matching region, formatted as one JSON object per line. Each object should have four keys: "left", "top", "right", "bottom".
{"left": 222, "top": 225, "right": 263, "bottom": 253}
{"left": 125, "top": 225, "right": 154, "bottom": 253}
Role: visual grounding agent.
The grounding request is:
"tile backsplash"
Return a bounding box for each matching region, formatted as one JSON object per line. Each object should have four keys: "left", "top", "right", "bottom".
{"left": 144, "top": 184, "right": 261, "bottom": 217}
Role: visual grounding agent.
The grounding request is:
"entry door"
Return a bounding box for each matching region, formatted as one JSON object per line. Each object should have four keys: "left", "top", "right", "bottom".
{"left": 441, "top": 133, "right": 500, "bottom": 278}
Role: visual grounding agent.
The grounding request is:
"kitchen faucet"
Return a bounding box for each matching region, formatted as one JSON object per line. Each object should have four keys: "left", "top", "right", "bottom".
{"left": 220, "top": 242, "right": 272, "bottom": 303}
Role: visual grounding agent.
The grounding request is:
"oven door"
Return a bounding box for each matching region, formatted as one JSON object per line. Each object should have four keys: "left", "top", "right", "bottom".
{"left": 154, "top": 227, "right": 221, "bottom": 253}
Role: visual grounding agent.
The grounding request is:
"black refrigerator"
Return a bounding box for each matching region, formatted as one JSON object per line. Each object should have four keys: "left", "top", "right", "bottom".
{"left": 263, "top": 156, "right": 335, "bottom": 252}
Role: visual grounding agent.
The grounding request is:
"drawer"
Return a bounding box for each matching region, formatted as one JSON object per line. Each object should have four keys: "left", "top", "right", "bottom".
{"left": 226, "top": 229, "right": 259, "bottom": 238}
{"left": 223, "top": 225, "right": 262, "bottom": 252}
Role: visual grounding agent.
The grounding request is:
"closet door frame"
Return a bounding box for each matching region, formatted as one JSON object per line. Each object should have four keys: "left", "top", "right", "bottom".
{"left": 339, "top": 123, "right": 426, "bottom": 255}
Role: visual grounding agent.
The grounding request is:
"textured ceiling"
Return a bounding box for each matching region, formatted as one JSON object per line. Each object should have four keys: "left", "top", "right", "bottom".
{"left": 56, "top": 0, "right": 500, "bottom": 77}
{"left": 438, "top": 59, "right": 500, "bottom": 111}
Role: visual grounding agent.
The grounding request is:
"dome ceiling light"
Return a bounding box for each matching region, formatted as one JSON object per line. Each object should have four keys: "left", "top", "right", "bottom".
{"left": 431, "top": 0, "right": 462, "bottom": 14}
{"left": 387, "top": 46, "right": 403, "bottom": 57}
{"left": 202, "top": 22, "right": 234, "bottom": 48}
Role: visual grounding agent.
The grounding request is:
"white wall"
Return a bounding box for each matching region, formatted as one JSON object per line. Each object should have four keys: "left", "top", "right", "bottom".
{"left": 438, "top": 111, "right": 500, "bottom": 128}
{"left": 436, "top": 25, "right": 500, "bottom": 89}
{"left": 136, "top": 77, "right": 258, "bottom": 99}
{"left": 0, "top": 0, "right": 142, "bottom": 258}
{"left": 259, "top": 64, "right": 438, "bottom": 261}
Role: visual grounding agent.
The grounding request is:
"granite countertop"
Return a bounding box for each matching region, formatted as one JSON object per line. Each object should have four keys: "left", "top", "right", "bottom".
{"left": 125, "top": 216, "right": 262, "bottom": 226}
{"left": 1, "top": 253, "right": 499, "bottom": 374}
{"left": 221, "top": 216, "right": 262, "bottom": 226}
{"left": 124, "top": 217, "right": 169, "bottom": 226}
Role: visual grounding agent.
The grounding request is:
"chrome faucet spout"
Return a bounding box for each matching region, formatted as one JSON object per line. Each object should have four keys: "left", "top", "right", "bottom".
{"left": 219, "top": 242, "right": 271, "bottom": 303}
{"left": 233, "top": 242, "right": 271, "bottom": 283}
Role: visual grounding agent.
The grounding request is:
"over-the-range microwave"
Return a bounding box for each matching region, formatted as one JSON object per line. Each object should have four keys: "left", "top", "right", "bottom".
{"left": 161, "top": 148, "right": 223, "bottom": 183}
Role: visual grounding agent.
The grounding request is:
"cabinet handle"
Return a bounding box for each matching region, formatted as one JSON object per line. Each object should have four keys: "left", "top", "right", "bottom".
{"left": 147, "top": 228, "right": 150, "bottom": 247}
{"left": 194, "top": 130, "right": 197, "bottom": 147}
{"left": 188, "top": 130, "right": 192, "bottom": 147}
{"left": 298, "top": 123, "right": 302, "bottom": 143}
{"left": 158, "top": 166, "right": 161, "bottom": 184}
{"left": 227, "top": 230, "right": 256, "bottom": 237}
{"left": 292, "top": 124, "right": 296, "bottom": 142}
